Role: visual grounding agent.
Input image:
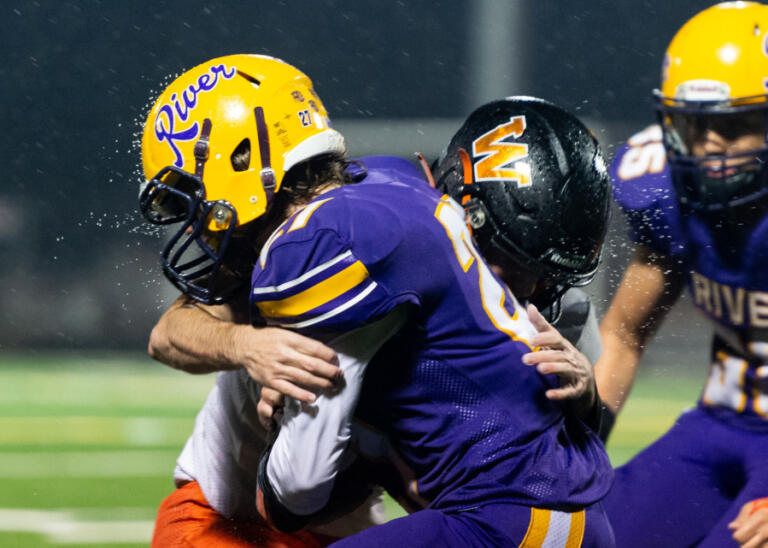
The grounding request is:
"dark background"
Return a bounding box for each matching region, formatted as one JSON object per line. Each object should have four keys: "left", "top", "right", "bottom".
{"left": 0, "top": 0, "right": 716, "bottom": 354}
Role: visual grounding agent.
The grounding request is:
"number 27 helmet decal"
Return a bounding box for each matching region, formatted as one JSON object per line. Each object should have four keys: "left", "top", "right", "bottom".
{"left": 140, "top": 54, "right": 345, "bottom": 303}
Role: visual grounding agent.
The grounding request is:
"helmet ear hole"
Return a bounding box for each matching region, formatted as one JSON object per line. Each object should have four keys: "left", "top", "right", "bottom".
{"left": 231, "top": 139, "right": 251, "bottom": 172}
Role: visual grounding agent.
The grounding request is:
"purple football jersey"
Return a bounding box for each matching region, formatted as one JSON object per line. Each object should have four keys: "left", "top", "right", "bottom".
{"left": 250, "top": 155, "right": 612, "bottom": 512}
{"left": 611, "top": 125, "right": 768, "bottom": 429}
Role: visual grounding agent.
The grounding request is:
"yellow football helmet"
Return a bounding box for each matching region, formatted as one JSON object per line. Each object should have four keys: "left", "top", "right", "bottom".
{"left": 655, "top": 1, "right": 768, "bottom": 211}
{"left": 139, "top": 54, "right": 345, "bottom": 303}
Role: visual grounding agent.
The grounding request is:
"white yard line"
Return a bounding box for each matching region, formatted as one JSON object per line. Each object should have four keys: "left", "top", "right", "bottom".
{"left": 0, "top": 508, "right": 154, "bottom": 544}
{"left": 0, "top": 416, "right": 193, "bottom": 446}
{"left": 0, "top": 450, "right": 177, "bottom": 478}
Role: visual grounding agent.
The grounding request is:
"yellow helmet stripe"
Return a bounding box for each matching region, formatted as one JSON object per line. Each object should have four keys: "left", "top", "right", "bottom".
{"left": 256, "top": 260, "right": 370, "bottom": 318}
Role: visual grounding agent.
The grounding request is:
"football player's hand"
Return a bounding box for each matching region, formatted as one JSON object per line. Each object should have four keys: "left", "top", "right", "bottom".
{"left": 257, "top": 386, "right": 285, "bottom": 431}
{"left": 233, "top": 325, "right": 342, "bottom": 403}
{"left": 729, "top": 497, "right": 768, "bottom": 548}
{"left": 522, "top": 303, "right": 597, "bottom": 410}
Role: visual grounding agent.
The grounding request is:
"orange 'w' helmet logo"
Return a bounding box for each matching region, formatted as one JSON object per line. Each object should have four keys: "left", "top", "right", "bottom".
{"left": 471, "top": 115, "right": 531, "bottom": 187}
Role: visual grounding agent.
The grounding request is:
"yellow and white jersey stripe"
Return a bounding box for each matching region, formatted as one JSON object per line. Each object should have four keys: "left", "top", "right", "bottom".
{"left": 253, "top": 248, "right": 379, "bottom": 329}
{"left": 256, "top": 258, "right": 371, "bottom": 319}
{"left": 249, "top": 186, "right": 423, "bottom": 335}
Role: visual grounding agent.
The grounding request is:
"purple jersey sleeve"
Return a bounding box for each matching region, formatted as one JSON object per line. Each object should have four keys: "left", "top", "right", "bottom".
{"left": 250, "top": 174, "right": 425, "bottom": 337}
{"left": 251, "top": 197, "right": 417, "bottom": 335}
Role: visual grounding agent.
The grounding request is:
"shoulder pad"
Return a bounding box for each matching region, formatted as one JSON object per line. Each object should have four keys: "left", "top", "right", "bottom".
{"left": 609, "top": 125, "right": 672, "bottom": 211}
{"left": 355, "top": 155, "right": 426, "bottom": 184}
{"left": 608, "top": 126, "right": 686, "bottom": 254}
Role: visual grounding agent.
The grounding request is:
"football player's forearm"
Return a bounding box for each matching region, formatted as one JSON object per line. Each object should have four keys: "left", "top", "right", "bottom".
{"left": 594, "top": 327, "right": 642, "bottom": 414}
{"left": 595, "top": 288, "right": 651, "bottom": 414}
{"left": 595, "top": 246, "right": 682, "bottom": 413}
{"left": 148, "top": 301, "right": 243, "bottom": 374}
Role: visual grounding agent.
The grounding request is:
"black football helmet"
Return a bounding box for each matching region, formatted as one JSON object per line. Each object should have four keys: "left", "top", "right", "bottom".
{"left": 432, "top": 96, "right": 611, "bottom": 312}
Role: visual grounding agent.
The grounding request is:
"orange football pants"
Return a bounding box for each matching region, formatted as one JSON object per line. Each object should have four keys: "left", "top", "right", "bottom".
{"left": 152, "top": 481, "right": 339, "bottom": 547}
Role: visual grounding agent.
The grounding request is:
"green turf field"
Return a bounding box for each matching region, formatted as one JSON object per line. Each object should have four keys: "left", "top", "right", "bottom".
{"left": 0, "top": 354, "right": 702, "bottom": 547}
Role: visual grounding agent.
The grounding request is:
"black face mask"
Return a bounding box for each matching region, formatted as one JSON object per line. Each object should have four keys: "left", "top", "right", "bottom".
{"left": 140, "top": 166, "right": 240, "bottom": 305}
{"left": 482, "top": 233, "right": 596, "bottom": 324}
{"left": 656, "top": 99, "right": 768, "bottom": 212}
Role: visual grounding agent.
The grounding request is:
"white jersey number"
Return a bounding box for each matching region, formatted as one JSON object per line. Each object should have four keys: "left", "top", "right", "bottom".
{"left": 616, "top": 125, "right": 667, "bottom": 181}
{"left": 702, "top": 348, "right": 768, "bottom": 417}
{"left": 702, "top": 351, "right": 748, "bottom": 413}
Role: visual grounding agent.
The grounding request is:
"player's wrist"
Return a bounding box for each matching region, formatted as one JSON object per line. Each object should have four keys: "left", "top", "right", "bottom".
{"left": 256, "top": 445, "right": 310, "bottom": 532}
{"left": 222, "top": 323, "right": 253, "bottom": 371}
{"left": 577, "top": 384, "right": 600, "bottom": 430}
{"left": 596, "top": 398, "right": 616, "bottom": 443}
{"left": 567, "top": 377, "right": 597, "bottom": 419}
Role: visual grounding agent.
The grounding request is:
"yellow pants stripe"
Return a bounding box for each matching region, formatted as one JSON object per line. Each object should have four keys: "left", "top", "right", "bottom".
{"left": 519, "top": 507, "right": 585, "bottom": 548}
{"left": 520, "top": 508, "right": 550, "bottom": 548}
{"left": 565, "top": 510, "right": 585, "bottom": 548}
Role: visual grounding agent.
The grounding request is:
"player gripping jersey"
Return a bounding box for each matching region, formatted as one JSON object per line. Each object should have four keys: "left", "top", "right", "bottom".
{"left": 597, "top": 4, "right": 768, "bottom": 547}
{"left": 140, "top": 55, "right": 615, "bottom": 547}
{"left": 252, "top": 154, "right": 614, "bottom": 547}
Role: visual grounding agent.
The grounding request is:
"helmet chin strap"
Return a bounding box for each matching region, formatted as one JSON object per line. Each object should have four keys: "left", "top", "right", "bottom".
{"left": 194, "top": 118, "right": 213, "bottom": 179}
{"left": 415, "top": 152, "right": 436, "bottom": 188}
{"left": 532, "top": 290, "right": 565, "bottom": 324}
{"left": 254, "top": 106, "right": 277, "bottom": 201}
{"left": 457, "top": 147, "right": 479, "bottom": 237}
{"left": 457, "top": 148, "right": 474, "bottom": 205}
